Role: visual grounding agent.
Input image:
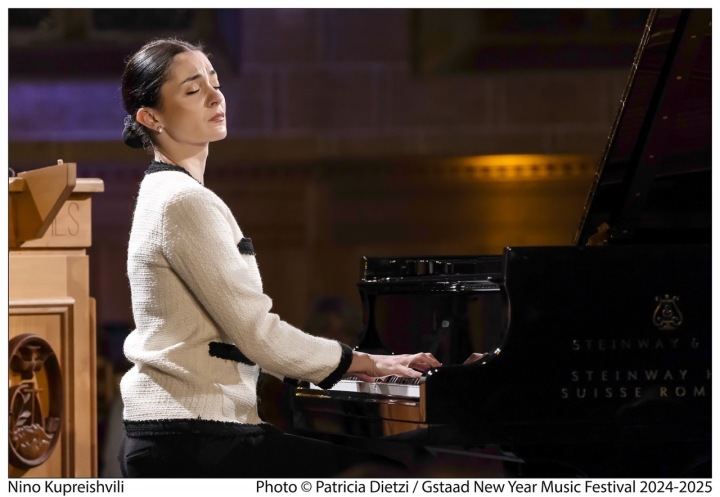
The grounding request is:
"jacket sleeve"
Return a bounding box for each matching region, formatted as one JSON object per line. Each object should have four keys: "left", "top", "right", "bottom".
{"left": 161, "top": 188, "right": 351, "bottom": 387}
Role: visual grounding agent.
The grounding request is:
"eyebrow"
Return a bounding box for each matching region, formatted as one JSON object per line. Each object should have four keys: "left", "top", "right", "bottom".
{"left": 180, "top": 70, "right": 217, "bottom": 85}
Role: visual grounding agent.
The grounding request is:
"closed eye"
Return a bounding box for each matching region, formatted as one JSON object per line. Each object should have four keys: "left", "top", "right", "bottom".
{"left": 186, "top": 85, "right": 221, "bottom": 95}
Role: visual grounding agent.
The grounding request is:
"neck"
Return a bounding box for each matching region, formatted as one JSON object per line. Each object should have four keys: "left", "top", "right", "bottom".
{"left": 154, "top": 147, "right": 208, "bottom": 185}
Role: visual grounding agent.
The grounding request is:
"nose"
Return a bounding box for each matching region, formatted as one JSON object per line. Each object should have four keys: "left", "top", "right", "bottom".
{"left": 207, "top": 86, "right": 224, "bottom": 107}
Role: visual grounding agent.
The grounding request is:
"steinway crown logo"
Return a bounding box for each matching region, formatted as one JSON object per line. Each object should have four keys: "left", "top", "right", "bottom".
{"left": 653, "top": 295, "right": 683, "bottom": 331}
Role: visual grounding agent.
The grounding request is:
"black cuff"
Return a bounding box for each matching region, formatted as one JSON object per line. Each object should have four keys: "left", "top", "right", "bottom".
{"left": 316, "top": 343, "right": 354, "bottom": 390}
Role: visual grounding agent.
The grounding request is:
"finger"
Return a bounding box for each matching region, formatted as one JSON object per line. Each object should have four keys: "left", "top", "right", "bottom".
{"left": 351, "top": 373, "right": 376, "bottom": 382}
{"left": 408, "top": 353, "right": 442, "bottom": 369}
{"left": 415, "top": 352, "right": 440, "bottom": 364}
{"left": 400, "top": 367, "right": 422, "bottom": 378}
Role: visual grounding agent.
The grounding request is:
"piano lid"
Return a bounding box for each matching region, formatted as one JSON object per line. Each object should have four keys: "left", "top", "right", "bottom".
{"left": 575, "top": 9, "right": 711, "bottom": 246}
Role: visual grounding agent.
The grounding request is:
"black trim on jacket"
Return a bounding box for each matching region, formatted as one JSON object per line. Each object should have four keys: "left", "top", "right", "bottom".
{"left": 317, "top": 343, "right": 354, "bottom": 390}
{"left": 124, "top": 418, "right": 276, "bottom": 437}
{"left": 238, "top": 238, "right": 255, "bottom": 255}
{"left": 146, "top": 160, "right": 196, "bottom": 180}
{"left": 208, "top": 341, "right": 256, "bottom": 366}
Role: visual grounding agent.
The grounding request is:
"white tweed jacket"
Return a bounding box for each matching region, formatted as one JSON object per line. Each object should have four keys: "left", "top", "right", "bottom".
{"left": 121, "top": 163, "right": 351, "bottom": 426}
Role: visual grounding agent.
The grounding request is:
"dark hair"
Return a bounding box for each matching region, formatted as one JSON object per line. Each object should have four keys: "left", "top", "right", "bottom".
{"left": 121, "top": 38, "right": 203, "bottom": 150}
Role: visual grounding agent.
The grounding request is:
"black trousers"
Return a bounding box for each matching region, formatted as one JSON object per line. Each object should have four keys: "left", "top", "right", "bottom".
{"left": 119, "top": 424, "right": 402, "bottom": 478}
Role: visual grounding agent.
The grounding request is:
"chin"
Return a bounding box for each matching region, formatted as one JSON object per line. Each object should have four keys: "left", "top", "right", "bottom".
{"left": 210, "top": 129, "right": 228, "bottom": 142}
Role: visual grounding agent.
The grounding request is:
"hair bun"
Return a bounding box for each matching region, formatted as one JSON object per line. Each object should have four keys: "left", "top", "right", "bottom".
{"left": 122, "top": 115, "right": 146, "bottom": 149}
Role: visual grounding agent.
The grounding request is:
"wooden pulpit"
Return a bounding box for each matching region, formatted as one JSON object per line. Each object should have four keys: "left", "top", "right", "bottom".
{"left": 8, "top": 161, "right": 104, "bottom": 477}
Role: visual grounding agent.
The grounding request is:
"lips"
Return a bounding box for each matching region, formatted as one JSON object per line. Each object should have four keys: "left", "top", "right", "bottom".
{"left": 210, "top": 112, "right": 225, "bottom": 122}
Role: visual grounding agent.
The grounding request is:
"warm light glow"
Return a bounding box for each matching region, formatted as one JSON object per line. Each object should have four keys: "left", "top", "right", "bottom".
{"left": 452, "top": 154, "right": 597, "bottom": 181}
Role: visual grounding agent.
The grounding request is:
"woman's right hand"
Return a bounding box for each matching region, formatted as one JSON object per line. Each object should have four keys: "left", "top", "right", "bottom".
{"left": 347, "top": 351, "right": 441, "bottom": 381}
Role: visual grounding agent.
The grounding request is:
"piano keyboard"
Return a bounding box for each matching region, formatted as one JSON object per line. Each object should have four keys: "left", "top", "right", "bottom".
{"left": 309, "top": 376, "right": 422, "bottom": 399}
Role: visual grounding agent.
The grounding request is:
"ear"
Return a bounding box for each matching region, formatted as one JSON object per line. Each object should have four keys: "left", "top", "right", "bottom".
{"left": 135, "top": 107, "right": 161, "bottom": 131}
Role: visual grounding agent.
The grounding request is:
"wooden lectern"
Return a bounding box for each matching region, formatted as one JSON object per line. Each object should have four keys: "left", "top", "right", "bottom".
{"left": 8, "top": 161, "right": 104, "bottom": 477}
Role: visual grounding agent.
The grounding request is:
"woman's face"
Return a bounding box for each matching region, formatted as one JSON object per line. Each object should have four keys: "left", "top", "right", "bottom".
{"left": 154, "top": 50, "right": 227, "bottom": 148}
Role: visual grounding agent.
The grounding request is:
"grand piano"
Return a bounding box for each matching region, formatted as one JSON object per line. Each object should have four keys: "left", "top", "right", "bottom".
{"left": 290, "top": 9, "right": 711, "bottom": 477}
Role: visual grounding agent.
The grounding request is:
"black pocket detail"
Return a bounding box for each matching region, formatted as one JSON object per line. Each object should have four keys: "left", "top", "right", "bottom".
{"left": 209, "top": 341, "right": 255, "bottom": 366}
{"left": 238, "top": 238, "right": 255, "bottom": 256}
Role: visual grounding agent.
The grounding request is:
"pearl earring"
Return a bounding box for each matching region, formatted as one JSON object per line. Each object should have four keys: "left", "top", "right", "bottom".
{"left": 157, "top": 126, "right": 163, "bottom": 133}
